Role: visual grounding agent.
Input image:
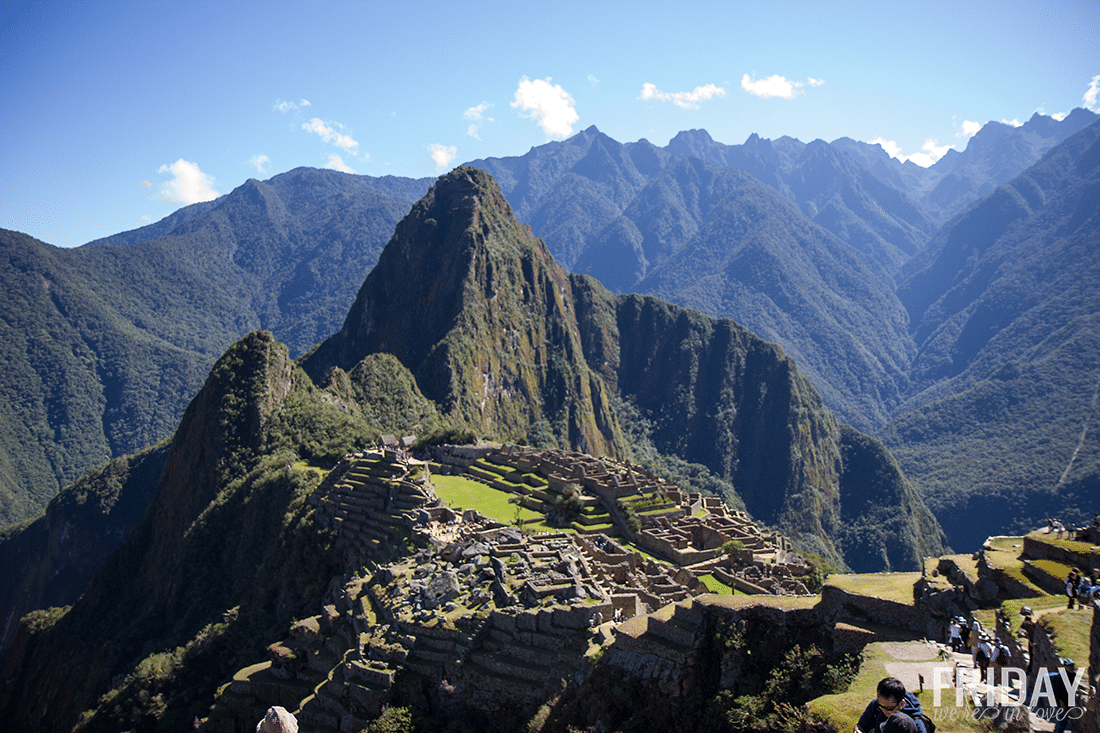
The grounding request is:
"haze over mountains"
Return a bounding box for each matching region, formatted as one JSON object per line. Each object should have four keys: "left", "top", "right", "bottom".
{"left": 1, "top": 109, "right": 1097, "bottom": 560}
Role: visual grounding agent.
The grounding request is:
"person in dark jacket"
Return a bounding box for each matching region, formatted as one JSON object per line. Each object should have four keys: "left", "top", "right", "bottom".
{"left": 855, "top": 677, "right": 928, "bottom": 733}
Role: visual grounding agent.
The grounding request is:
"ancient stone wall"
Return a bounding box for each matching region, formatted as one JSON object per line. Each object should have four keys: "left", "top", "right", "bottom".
{"left": 1023, "top": 536, "right": 1097, "bottom": 574}
{"left": 819, "top": 584, "right": 935, "bottom": 639}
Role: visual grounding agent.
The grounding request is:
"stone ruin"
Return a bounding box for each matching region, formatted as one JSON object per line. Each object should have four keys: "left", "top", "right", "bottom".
{"left": 203, "top": 443, "right": 813, "bottom": 731}
{"left": 432, "top": 444, "right": 812, "bottom": 597}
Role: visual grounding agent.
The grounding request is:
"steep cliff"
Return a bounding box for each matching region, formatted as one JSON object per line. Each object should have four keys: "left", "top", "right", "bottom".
{"left": 570, "top": 275, "right": 943, "bottom": 570}
{"left": 0, "top": 441, "right": 168, "bottom": 660}
{"left": 303, "top": 167, "right": 624, "bottom": 456}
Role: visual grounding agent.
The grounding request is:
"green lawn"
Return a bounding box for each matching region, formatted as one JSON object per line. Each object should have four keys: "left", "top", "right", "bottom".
{"left": 431, "top": 473, "right": 567, "bottom": 534}
{"left": 1040, "top": 608, "right": 1093, "bottom": 667}
{"left": 699, "top": 573, "right": 737, "bottom": 595}
{"left": 825, "top": 573, "right": 920, "bottom": 605}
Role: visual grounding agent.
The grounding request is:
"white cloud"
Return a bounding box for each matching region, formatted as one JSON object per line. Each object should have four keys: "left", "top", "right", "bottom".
{"left": 1084, "top": 75, "right": 1100, "bottom": 111}
{"left": 250, "top": 154, "right": 270, "bottom": 174}
{"left": 741, "top": 73, "right": 803, "bottom": 99}
{"left": 324, "top": 154, "right": 356, "bottom": 174}
{"left": 587, "top": 74, "right": 600, "bottom": 86}
{"left": 1052, "top": 111, "right": 1069, "bottom": 121}
{"left": 429, "top": 143, "right": 457, "bottom": 170}
{"left": 868, "top": 137, "right": 953, "bottom": 168}
{"left": 303, "top": 117, "right": 360, "bottom": 153}
{"left": 511, "top": 77, "right": 579, "bottom": 139}
{"left": 914, "top": 138, "right": 952, "bottom": 165}
{"left": 638, "top": 82, "right": 726, "bottom": 110}
{"left": 464, "top": 102, "right": 493, "bottom": 121}
{"left": 807, "top": 77, "right": 825, "bottom": 87}
{"left": 152, "top": 159, "right": 218, "bottom": 203}
{"left": 1002, "top": 118, "right": 1023, "bottom": 127}
{"left": 273, "top": 98, "right": 311, "bottom": 114}
{"left": 464, "top": 103, "right": 494, "bottom": 139}
{"left": 957, "top": 120, "right": 982, "bottom": 137}
{"left": 869, "top": 137, "right": 904, "bottom": 159}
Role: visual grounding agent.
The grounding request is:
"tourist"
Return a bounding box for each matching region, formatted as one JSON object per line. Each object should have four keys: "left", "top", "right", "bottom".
{"left": 1077, "top": 574, "right": 1092, "bottom": 607}
{"left": 948, "top": 617, "right": 962, "bottom": 652}
{"left": 1066, "top": 570, "right": 1079, "bottom": 609}
{"left": 969, "top": 619, "right": 982, "bottom": 666}
{"left": 854, "top": 677, "right": 929, "bottom": 733}
{"left": 976, "top": 635, "right": 993, "bottom": 678}
{"left": 993, "top": 637, "right": 1011, "bottom": 676}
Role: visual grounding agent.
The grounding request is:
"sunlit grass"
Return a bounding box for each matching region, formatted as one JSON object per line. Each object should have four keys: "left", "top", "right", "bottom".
{"left": 431, "top": 473, "right": 566, "bottom": 534}
{"left": 825, "top": 573, "right": 920, "bottom": 605}
{"left": 1041, "top": 608, "right": 1092, "bottom": 667}
{"left": 699, "top": 573, "right": 739, "bottom": 595}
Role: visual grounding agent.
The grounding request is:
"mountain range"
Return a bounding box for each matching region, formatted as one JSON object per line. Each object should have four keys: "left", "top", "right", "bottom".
{"left": 1, "top": 110, "right": 1096, "bottom": 568}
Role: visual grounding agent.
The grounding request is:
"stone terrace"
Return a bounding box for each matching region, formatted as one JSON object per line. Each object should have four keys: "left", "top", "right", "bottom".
{"left": 432, "top": 443, "right": 812, "bottom": 596}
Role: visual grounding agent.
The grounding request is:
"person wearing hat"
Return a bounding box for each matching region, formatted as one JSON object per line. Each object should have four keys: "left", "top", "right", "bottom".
{"left": 855, "top": 677, "right": 929, "bottom": 733}
{"left": 976, "top": 634, "right": 993, "bottom": 678}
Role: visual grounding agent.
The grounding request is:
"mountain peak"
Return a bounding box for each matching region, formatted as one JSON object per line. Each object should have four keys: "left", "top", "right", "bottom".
{"left": 302, "top": 168, "right": 620, "bottom": 453}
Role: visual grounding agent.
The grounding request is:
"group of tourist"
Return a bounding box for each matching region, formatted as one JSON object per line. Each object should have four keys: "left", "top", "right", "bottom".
{"left": 1065, "top": 568, "right": 1099, "bottom": 608}
{"left": 946, "top": 616, "right": 1010, "bottom": 674}
{"left": 1046, "top": 513, "right": 1100, "bottom": 540}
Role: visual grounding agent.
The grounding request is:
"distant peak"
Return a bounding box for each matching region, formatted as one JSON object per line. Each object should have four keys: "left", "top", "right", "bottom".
{"left": 671, "top": 128, "right": 715, "bottom": 143}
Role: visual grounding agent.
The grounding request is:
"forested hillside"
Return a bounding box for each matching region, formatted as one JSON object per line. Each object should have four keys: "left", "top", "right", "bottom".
{"left": 881, "top": 119, "right": 1100, "bottom": 549}
{"left": 0, "top": 170, "right": 428, "bottom": 524}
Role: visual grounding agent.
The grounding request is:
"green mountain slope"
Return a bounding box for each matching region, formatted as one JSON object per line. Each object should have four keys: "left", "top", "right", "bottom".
{"left": 632, "top": 167, "right": 913, "bottom": 432}
{"left": 303, "top": 167, "right": 623, "bottom": 456}
{"left": 0, "top": 332, "right": 354, "bottom": 733}
{"left": 0, "top": 169, "right": 948, "bottom": 732}
{"left": 0, "top": 170, "right": 428, "bottom": 525}
{"left": 882, "top": 119, "right": 1100, "bottom": 549}
{"left": 665, "top": 129, "right": 937, "bottom": 275}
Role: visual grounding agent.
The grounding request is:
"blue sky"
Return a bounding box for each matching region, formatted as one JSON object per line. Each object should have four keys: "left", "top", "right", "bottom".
{"left": 1, "top": 0, "right": 1098, "bottom": 248}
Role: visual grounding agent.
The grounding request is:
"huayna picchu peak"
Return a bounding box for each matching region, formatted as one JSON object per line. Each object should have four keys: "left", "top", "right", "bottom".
{"left": 303, "top": 166, "right": 623, "bottom": 457}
